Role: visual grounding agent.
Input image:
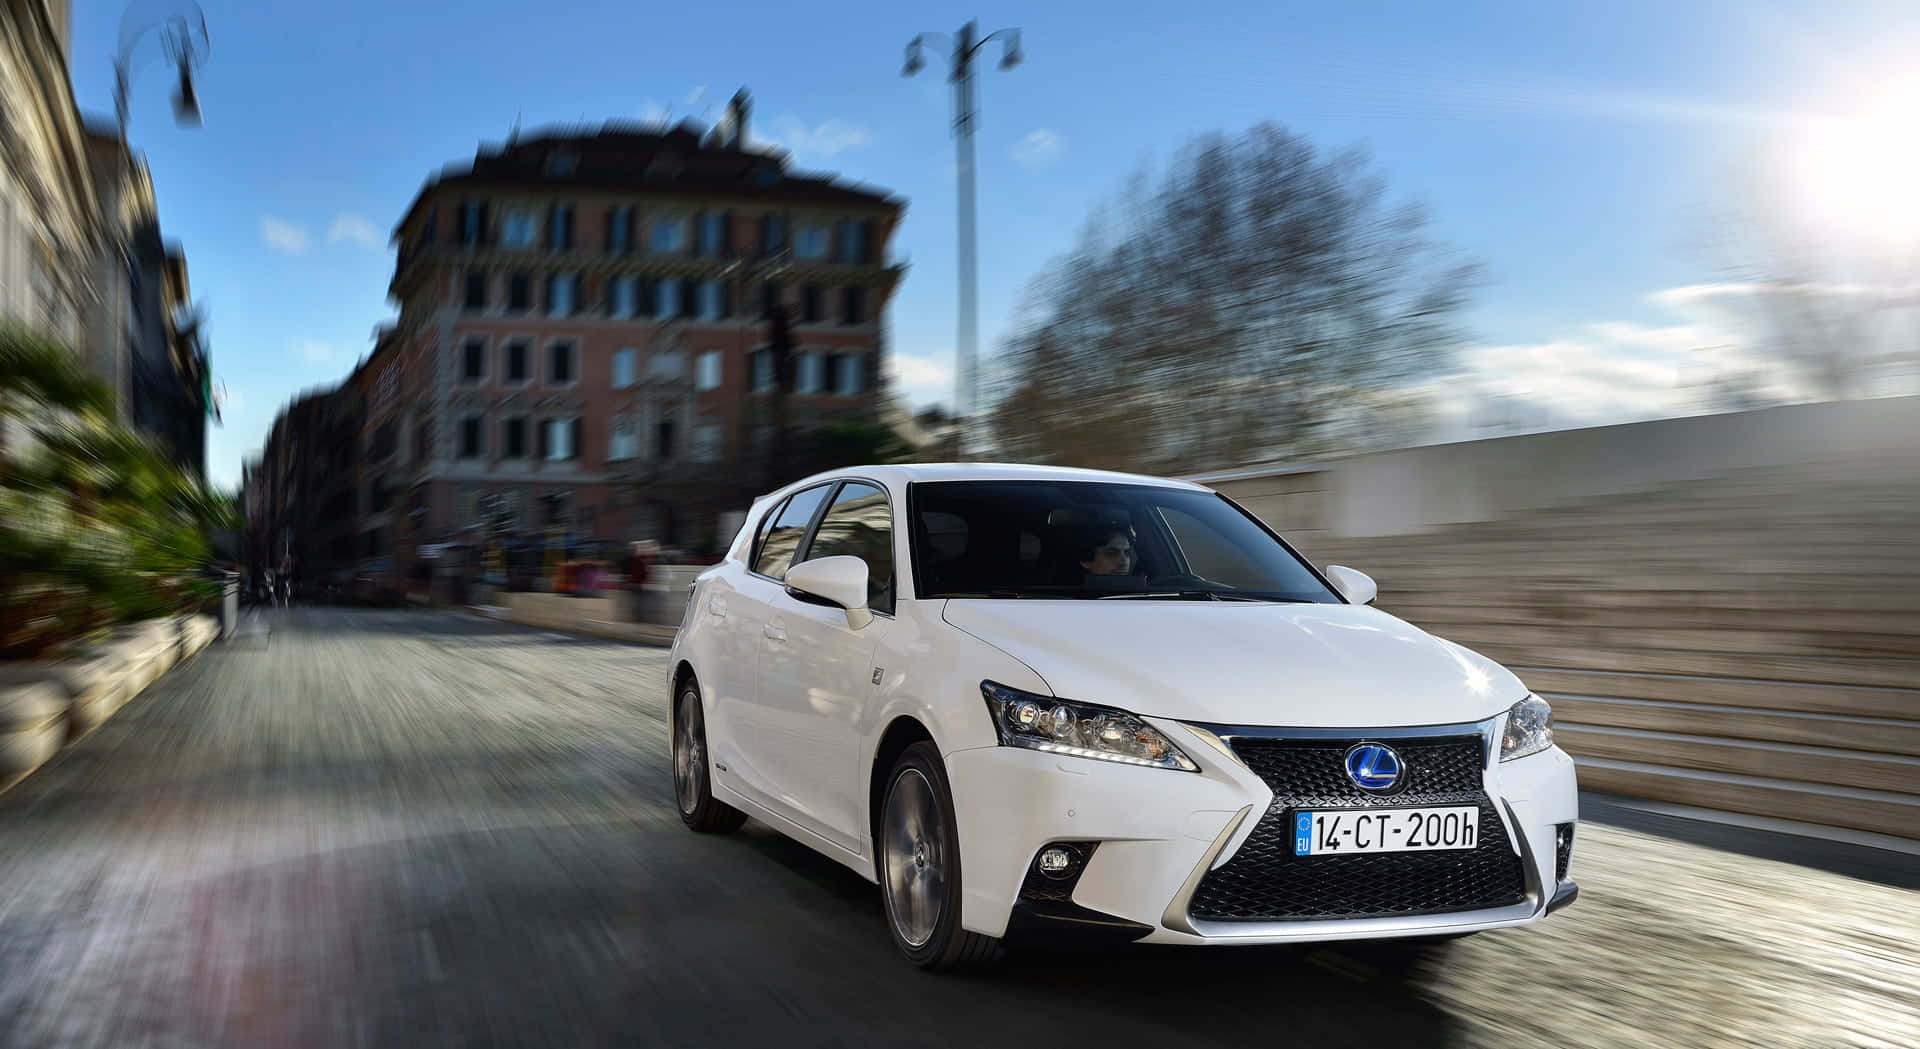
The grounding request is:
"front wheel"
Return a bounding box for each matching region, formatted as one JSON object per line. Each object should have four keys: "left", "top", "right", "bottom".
{"left": 672, "top": 682, "right": 746, "bottom": 833}
{"left": 878, "top": 742, "right": 1001, "bottom": 969}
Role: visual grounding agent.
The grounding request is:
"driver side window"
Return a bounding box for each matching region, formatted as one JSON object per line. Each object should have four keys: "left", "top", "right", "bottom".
{"left": 796, "top": 481, "right": 894, "bottom": 613}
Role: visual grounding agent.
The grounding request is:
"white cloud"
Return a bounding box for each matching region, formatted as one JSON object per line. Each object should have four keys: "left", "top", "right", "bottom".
{"left": 887, "top": 352, "right": 956, "bottom": 407}
{"left": 685, "top": 85, "right": 708, "bottom": 106}
{"left": 289, "top": 338, "right": 335, "bottom": 364}
{"left": 767, "top": 116, "right": 871, "bottom": 158}
{"left": 260, "top": 216, "right": 310, "bottom": 254}
{"left": 1412, "top": 282, "right": 1846, "bottom": 440}
{"left": 327, "top": 213, "right": 381, "bottom": 248}
{"left": 1011, "top": 128, "right": 1064, "bottom": 168}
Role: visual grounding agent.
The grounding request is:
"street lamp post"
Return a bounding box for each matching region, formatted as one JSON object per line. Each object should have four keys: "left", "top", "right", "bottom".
{"left": 112, "top": 1, "right": 210, "bottom": 147}
{"left": 904, "top": 20, "right": 1022, "bottom": 460}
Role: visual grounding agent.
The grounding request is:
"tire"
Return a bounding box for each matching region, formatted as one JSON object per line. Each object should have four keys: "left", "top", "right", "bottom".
{"left": 672, "top": 681, "right": 746, "bottom": 833}
{"left": 877, "top": 741, "right": 1001, "bottom": 969}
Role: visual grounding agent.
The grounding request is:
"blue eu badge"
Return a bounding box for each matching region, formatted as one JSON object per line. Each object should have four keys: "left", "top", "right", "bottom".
{"left": 1294, "top": 811, "right": 1313, "bottom": 856}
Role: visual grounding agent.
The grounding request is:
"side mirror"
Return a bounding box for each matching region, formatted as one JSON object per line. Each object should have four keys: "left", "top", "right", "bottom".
{"left": 783, "top": 555, "right": 873, "bottom": 629}
{"left": 1324, "top": 565, "right": 1377, "bottom": 606}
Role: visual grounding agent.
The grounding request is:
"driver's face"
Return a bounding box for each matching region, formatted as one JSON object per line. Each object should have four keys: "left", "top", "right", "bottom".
{"left": 1082, "top": 536, "right": 1134, "bottom": 576}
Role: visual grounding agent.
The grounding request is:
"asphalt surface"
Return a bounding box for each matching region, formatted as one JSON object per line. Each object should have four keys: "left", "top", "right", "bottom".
{"left": 0, "top": 607, "right": 1913, "bottom": 1049}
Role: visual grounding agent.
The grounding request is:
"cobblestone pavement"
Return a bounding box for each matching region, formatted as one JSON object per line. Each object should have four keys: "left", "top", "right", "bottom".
{"left": 0, "top": 607, "right": 1913, "bottom": 1049}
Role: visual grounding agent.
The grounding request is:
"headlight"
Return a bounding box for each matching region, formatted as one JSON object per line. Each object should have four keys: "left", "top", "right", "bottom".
{"left": 981, "top": 682, "right": 1199, "bottom": 772}
{"left": 1500, "top": 695, "right": 1554, "bottom": 762}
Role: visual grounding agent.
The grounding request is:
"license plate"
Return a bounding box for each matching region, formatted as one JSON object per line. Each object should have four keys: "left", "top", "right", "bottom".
{"left": 1292, "top": 806, "right": 1480, "bottom": 856}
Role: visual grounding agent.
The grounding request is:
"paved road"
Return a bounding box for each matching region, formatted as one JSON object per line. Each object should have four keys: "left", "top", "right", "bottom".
{"left": 0, "top": 608, "right": 1913, "bottom": 1049}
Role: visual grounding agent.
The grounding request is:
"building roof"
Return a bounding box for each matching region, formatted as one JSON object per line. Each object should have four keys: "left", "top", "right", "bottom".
{"left": 392, "top": 119, "right": 903, "bottom": 237}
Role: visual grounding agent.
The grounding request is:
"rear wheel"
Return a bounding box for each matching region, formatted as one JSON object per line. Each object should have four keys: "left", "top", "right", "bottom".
{"left": 673, "top": 682, "right": 746, "bottom": 833}
{"left": 878, "top": 742, "right": 1001, "bottom": 969}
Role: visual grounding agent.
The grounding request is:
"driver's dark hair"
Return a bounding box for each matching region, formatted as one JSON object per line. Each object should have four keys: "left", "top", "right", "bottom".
{"left": 1076, "top": 524, "right": 1134, "bottom": 563}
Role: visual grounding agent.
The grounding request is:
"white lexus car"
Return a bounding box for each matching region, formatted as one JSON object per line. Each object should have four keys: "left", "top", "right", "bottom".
{"left": 668, "top": 464, "right": 1578, "bottom": 968}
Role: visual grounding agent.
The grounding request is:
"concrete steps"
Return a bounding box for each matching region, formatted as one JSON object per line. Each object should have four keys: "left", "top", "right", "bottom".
{"left": 1306, "top": 459, "right": 1920, "bottom": 843}
{"left": 1574, "top": 757, "right": 1920, "bottom": 841}
{"left": 1548, "top": 693, "right": 1920, "bottom": 757}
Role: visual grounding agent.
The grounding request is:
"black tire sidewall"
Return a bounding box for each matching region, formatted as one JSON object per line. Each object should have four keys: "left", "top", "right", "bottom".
{"left": 882, "top": 742, "right": 969, "bottom": 967}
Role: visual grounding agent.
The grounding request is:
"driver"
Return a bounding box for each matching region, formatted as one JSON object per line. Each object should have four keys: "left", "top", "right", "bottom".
{"left": 1078, "top": 526, "right": 1137, "bottom": 577}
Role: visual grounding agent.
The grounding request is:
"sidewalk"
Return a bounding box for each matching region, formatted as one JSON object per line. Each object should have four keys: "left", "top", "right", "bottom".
{"left": 472, "top": 592, "right": 678, "bottom": 647}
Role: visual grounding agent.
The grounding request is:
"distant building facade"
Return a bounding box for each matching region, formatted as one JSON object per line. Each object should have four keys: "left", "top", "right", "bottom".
{"left": 377, "top": 99, "right": 905, "bottom": 576}
{"left": 2, "top": 1, "right": 209, "bottom": 476}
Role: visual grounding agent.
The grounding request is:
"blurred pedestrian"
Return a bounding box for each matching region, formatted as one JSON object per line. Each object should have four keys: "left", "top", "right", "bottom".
{"left": 626, "top": 540, "right": 659, "bottom": 622}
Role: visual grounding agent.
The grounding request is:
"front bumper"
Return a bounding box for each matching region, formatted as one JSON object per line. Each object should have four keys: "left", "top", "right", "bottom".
{"left": 944, "top": 720, "right": 1579, "bottom": 945}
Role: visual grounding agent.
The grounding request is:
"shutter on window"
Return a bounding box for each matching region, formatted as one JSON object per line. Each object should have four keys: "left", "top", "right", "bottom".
{"left": 680, "top": 279, "right": 697, "bottom": 318}
{"left": 570, "top": 418, "right": 584, "bottom": 461}
{"left": 537, "top": 420, "right": 549, "bottom": 460}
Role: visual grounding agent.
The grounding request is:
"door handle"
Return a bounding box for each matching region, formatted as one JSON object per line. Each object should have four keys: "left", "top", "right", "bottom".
{"left": 763, "top": 621, "right": 787, "bottom": 642}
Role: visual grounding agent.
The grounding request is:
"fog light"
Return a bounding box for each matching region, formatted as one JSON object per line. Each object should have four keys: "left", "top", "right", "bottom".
{"left": 1037, "top": 847, "right": 1074, "bottom": 877}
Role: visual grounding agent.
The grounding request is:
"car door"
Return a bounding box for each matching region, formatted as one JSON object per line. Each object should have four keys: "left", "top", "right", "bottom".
{"left": 725, "top": 483, "right": 836, "bottom": 824}
{"left": 699, "top": 497, "right": 784, "bottom": 797}
{"left": 758, "top": 480, "right": 897, "bottom": 851}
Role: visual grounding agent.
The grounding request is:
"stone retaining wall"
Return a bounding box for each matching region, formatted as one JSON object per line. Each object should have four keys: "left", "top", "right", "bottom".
{"left": 0, "top": 615, "right": 219, "bottom": 790}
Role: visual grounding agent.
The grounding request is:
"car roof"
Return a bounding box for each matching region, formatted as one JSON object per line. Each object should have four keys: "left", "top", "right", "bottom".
{"left": 769, "top": 462, "right": 1213, "bottom": 497}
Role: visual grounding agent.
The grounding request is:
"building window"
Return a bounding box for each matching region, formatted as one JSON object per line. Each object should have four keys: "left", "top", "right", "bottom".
{"left": 606, "top": 206, "right": 634, "bottom": 253}
{"left": 547, "top": 150, "right": 578, "bottom": 176}
{"left": 613, "top": 347, "right": 637, "bottom": 389}
{"left": 543, "top": 418, "right": 579, "bottom": 461}
{"left": 501, "top": 209, "right": 537, "bottom": 248}
{"left": 836, "top": 219, "right": 870, "bottom": 263}
{"left": 834, "top": 353, "right": 865, "bottom": 395}
{"left": 692, "top": 423, "right": 721, "bottom": 462}
{"left": 464, "top": 270, "right": 488, "bottom": 311}
{"left": 462, "top": 338, "right": 486, "bottom": 382}
{"left": 415, "top": 420, "right": 432, "bottom": 462}
{"left": 651, "top": 217, "right": 687, "bottom": 253}
{"left": 696, "top": 350, "right": 723, "bottom": 391}
{"left": 841, "top": 286, "right": 866, "bottom": 325}
{"left": 656, "top": 419, "right": 676, "bottom": 459}
{"left": 459, "top": 415, "right": 484, "bottom": 458}
{"left": 795, "top": 223, "right": 829, "bottom": 260}
{"left": 608, "top": 276, "right": 638, "bottom": 319}
{"left": 650, "top": 351, "right": 686, "bottom": 380}
{"left": 507, "top": 273, "right": 531, "bottom": 313}
{"left": 750, "top": 348, "right": 776, "bottom": 393}
{"left": 697, "top": 280, "right": 726, "bottom": 321}
{"left": 546, "top": 273, "right": 578, "bottom": 317}
{"left": 548, "top": 204, "right": 574, "bottom": 250}
{"left": 369, "top": 475, "right": 391, "bottom": 512}
{"left": 760, "top": 281, "right": 783, "bottom": 317}
{"left": 609, "top": 417, "right": 638, "bottom": 461}
{"left": 761, "top": 213, "right": 787, "bottom": 256}
{"left": 548, "top": 340, "right": 575, "bottom": 385}
{"left": 503, "top": 416, "right": 527, "bottom": 458}
{"left": 460, "top": 202, "right": 487, "bottom": 245}
{"left": 421, "top": 208, "right": 438, "bottom": 245}
{"left": 796, "top": 351, "right": 825, "bottom": 394}
{"left": 678, "top": 279, "right": 699, "bottom": 319}
{"left": 655, "top": 277, "right": 680, "bottom": 318}
{"left": 799, "top": 284, "right": 823, "bottom": 323}
{"left": 696, "top": 211, "right": 728, "bottom": 257}
{"left": 541, "top": 491, "right": 572, "bottom": 526}
{"left": 504, "top": 339, "right": 530, "bottom": 383}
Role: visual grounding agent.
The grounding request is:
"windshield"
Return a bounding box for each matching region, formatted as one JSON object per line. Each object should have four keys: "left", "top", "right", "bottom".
{"left": 908, "top": 480, "right": 1340, "bottom": 602}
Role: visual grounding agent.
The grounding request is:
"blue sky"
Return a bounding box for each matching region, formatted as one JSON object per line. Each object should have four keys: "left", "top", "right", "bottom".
{"left": 65, "top": 0, "right": 1920, "bottom": 489}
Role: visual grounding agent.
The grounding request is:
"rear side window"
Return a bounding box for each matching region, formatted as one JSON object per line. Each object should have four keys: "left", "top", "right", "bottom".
{"left": 752, "top": 485, "right": 831, "bottom": 580}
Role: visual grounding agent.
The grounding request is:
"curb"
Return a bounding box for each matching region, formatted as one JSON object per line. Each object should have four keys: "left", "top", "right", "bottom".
{"left": 0, "top": 613, "right": 220, "bottom": 792}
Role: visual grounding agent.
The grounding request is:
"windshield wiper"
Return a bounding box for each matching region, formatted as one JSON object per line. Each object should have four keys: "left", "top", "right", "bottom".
{"left": 1096, "top": 590, "right": 1316, "bottom": 603}
{"left": 940, "top": 589, "right": 1029, "bottom": 599}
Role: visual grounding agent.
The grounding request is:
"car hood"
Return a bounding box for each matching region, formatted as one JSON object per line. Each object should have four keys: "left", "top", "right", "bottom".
{"left": 941, "top": 600, "right": 1524, "bottom": 728}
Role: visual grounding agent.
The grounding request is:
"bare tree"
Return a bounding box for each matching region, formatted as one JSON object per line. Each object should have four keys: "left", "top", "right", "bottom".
{"left": 990, "top": 124, "right": 1478, "bottom": 474}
